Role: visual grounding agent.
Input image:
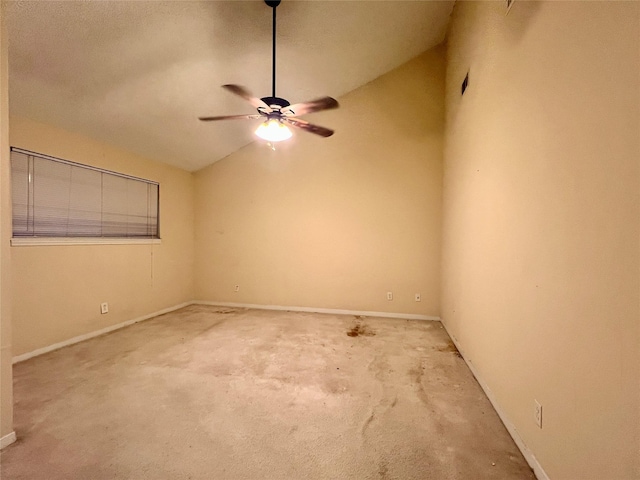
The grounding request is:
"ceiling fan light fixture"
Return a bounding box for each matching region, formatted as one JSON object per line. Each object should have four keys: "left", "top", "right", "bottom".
{"left": 255, "top": 118, "right": 292, "bottom": 142}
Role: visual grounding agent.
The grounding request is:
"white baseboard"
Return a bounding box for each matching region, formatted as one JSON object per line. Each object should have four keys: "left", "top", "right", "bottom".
{"left": 0, "top": 431, "right": 16, "bottom": 449}
{"left": 194, "top": 300, "right": 440, "bottom": 321}
{"left": 12, "top": 302, "right": 192, "bottom": 364}
{"left": 12, "top": 300, "right": 438, "bottom": 364}
{"left": 442, "top": 324, "right": 550, "bottom": 480}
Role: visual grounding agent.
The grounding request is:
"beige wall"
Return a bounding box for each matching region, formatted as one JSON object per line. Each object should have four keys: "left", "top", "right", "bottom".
{"left": 442, "top": 2, "right": 639, "bottom": 479}
{"left": 194, "top": 48, "right": 444, "bottom": 316}
{"left": 9, "top": 117, "right": 195, "bottom": 356}
{"left": 0, "top": 1, "right": 14, "bottom": 441}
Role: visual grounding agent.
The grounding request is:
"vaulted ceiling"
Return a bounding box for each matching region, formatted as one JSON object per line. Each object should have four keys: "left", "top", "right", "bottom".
{"left": 7, "top": 1, "right": 453, "bottom": 171}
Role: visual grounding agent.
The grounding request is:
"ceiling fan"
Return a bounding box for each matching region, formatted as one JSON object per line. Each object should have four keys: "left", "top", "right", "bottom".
{"left": 199, "top": 0, "right": 339, "bottom": 143}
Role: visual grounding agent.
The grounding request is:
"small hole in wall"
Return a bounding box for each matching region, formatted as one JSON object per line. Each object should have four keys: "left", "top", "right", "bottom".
{"left": 461, "top": 72, "right": 469, "bottom": 96}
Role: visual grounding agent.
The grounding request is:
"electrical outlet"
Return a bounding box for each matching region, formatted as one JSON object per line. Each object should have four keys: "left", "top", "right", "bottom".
{"left": 386, "top": 292, "right": 393, "bottom": 301}
{"left": 234, "top": 285, "right": 240, "bottom": 292}
{"left": 100, "top": 303, "right": 109, "bottom": 314}
{"left": 534, "top": 400, "right": 542, "bottom": 428}
{"left": 415, "top": 293, "right": 421, "bottom": 302}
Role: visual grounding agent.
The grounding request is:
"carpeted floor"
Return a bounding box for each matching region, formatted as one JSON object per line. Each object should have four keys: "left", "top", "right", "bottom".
{"left": 1, "top": 305, "right": 535, "bottom": 479}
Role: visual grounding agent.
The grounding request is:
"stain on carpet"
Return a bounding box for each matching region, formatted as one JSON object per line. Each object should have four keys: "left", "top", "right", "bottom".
{"left": 378, "top": 460, "right": 389, "bottom": 479}
{"left": 437, "top": 341, "right": 462, "bottom": 358}
{"left": 198, "top": 319, "right": 228, "bottom": 335}
{"left": 409, "top": 360, "right": 431, "bottom": 405}
{"left": 361, "top": 410, "right": 376, "bottom": 434}
{"left": 347, "top": 319, "right": 375, "bottom": 337}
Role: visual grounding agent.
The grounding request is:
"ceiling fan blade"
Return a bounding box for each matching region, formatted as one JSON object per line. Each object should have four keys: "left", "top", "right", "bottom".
{"left": 222, "top": 84, "right": 271, "bottom": 112}
{"left": 284, "top": 117, "right": 334, "bottom": 138}
{"left": 284, "top": 97, "right": 339, "bottom": 116}
{"left": 199, "top": 114, "right": 263, "bottom": 121}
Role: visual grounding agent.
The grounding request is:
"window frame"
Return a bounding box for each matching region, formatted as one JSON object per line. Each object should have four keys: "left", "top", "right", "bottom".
{"left": 10, "top": 147, "right": 161, "bottom": 246}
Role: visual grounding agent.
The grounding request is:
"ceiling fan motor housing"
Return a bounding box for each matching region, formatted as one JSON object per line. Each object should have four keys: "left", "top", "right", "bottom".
{"left": 260, "top": 97, "right": 290, "bottom": 109}
{"left": 259, "top": 97, "right": 292, "bottom": 118}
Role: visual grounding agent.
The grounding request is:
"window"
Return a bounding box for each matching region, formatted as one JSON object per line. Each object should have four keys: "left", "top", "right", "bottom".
{"left": 11, "top": 148, "right": 159, "bottom": 240}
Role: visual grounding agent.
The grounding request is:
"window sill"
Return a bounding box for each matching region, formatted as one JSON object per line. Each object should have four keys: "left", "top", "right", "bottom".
{"left": 11, "top": 237, "right": 162, "bottom": 247}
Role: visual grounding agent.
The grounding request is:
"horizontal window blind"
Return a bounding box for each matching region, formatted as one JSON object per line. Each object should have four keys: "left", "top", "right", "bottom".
{"left": 11, "top": 148, "right": 159, "bottom": 239}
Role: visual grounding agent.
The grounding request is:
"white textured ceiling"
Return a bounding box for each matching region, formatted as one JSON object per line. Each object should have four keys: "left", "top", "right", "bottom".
{"left": 7, "top": 1, "right": 453, "bottom": 171}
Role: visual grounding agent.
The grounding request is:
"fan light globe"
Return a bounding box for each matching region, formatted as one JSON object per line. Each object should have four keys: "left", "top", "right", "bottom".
{"left": 255, "top": 119, "right": 292, "bottom": 142}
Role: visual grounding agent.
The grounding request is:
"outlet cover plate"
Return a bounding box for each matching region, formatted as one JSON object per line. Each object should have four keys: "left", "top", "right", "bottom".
{"left": 534, "top": 399, "right": 542, "bottom": 428}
